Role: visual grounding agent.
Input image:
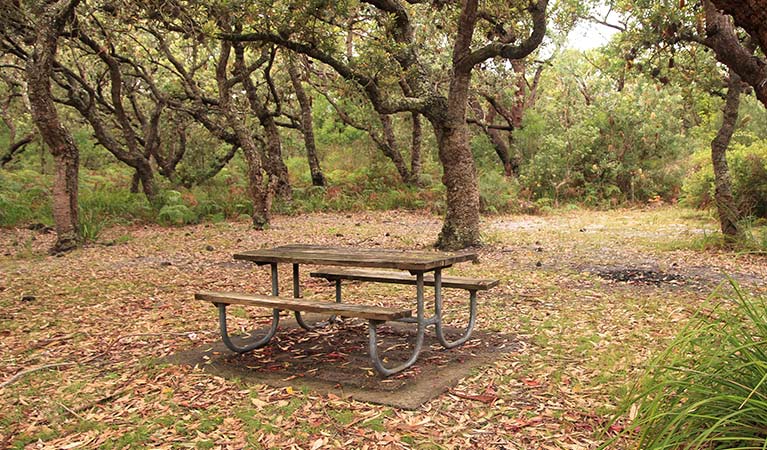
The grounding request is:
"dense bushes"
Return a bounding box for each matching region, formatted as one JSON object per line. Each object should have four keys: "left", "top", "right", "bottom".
{"left": 513, "top": 55, "right": 693, "bottom": 206}
{"left": 682, "top": 140, "right": 767, "bottom": 218}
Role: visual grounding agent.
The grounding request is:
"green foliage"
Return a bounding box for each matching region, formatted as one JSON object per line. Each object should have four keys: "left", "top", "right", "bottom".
{"left": 515, "top": 52, "right": 694, "bottom": 206}
{"left": 682, "top": 140, "right": 767, "bottom": 218}
{"left": 0, "top": 169, "right": 51, "bottom": 227}
{"left": 274, "top": 162, "right": 445, "bottom": 214}
{"left": 608, "top": 282, "right": 767, "bottom": 448}
{"left": 478, "top": 170, "right": 520, "bottom": 214}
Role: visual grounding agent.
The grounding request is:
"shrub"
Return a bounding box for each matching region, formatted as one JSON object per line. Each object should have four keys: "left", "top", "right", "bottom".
{"left": 607, "top": 282, "right": 767, "bottom": 448}
{"left": 682, "top": 140, "right": 767, "bottom": 218}
{"left": 478, "top": 170, "right": 519, "bottom": 214}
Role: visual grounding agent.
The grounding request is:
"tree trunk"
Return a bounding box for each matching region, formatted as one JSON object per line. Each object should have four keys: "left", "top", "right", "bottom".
{"left": 431, "top": 106, "right": 481, "bottom": 250}
{"left": 287, "top": 57, "right": 325, "bottom": 186}
{"left": 430, "top": 0, "right": 482, "bottom": 250}
{"left": 130, "top": 171, "right": 140, "bottom": 193}
{"left": 26, "top": 0, "right": 81, "bottom": 253}
{"left": 215, "top": 36, "right": 271, "bottom": 229}
{"left": 703, "top": 0, "right": 767, "bottom": 108}
{"left": 380, "top": 113, "right": 414, "bottom": 183}
{"left": 485, "top": 108, "right": 514, "bottom": 176}
{"left": 135, "top": 159, "right": 158, "bottom": 204}
{"left": 260, "top": 114, "right": 292, "bottom": 199}
{"left": 710, "top": 0, "right": 767, "bottom": 54}
{"left": 410, "top": 112, "right": 422, "bottom": 181}
{"left": 712, "top": 70, "right": 743, "bottom": 242}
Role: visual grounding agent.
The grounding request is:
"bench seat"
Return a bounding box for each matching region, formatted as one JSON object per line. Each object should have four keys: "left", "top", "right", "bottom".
{"left": 310, "top": 268, "right": 499, "bottom": 291}
{"left": 195, "top": 291, "right": 411, "bottom": 322}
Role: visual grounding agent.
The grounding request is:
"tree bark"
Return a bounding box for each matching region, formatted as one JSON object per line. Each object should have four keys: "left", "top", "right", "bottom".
{"left": 703, "top": 0, "right": 767, "bottom": 108}
{"left": 410, "top": 112, "right": 422, "bottom": 181}
{"left": 431, "top": 0, "right": 482, "bottom": 250}
{"left": 231, "top": 43, "right": 290, "bottom": 199}
{"left": 260, "top": 114, "right": 292, "bottom": 198}
{"left": 1, "top": 133, "right": 34, "bottom": 167}
{"left": 216, "top": 37, "right": 271, "bottom": 228}
{"left": 710, "top": 0, "right": 767, "bottom": 54}
{"left": 25, "top": 0, "right": 81, "bottom": 253}
{"left": 380, "top": 113, "right": 415, "bottom": 183}
{"left": 712, "top": 70, "right": 743, "bottom": 242}
{"left": 287, "top": 56, "right": 325, "bottom": 186}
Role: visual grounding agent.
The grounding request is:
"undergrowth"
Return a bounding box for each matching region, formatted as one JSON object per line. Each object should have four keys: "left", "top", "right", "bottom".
{"left": 606, "top": 281, "right": 767, "bottom": 448}
{"left": 1, "top": 160, "right": 533, "bottom": 237}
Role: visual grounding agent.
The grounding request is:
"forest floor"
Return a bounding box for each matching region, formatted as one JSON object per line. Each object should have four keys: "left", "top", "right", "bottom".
{"left": 1, "top": 206, "right": 766, "bottom": 449}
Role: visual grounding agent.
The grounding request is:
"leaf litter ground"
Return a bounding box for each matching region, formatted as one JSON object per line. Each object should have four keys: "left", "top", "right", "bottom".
{"left": 1, "top": 207, "right": 766, "bottom": 449}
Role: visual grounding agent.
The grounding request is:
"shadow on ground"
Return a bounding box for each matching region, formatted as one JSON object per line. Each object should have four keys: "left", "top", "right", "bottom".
{"left": 166, "top": 315, "right": 519, "bottom": 409}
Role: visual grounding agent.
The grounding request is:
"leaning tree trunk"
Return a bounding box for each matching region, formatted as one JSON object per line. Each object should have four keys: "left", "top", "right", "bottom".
{"left": 712, "top": 70, "right": 744, "bottom": 242}
{"left": 26, "top": 0, "right": 81, "bottom": 253}
{"left": 215, "top": 37, "right": 271, "bottom": 229}
{"left": 260, "top": 115, "right": 292, "bottom": 199}
{"left": 287, "top": 57, "right": 325, "bottom": 186}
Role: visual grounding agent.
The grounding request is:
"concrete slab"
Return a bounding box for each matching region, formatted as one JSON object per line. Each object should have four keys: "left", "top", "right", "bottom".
{"left": 165, "top": 314, "right": 520, "bottom": 409}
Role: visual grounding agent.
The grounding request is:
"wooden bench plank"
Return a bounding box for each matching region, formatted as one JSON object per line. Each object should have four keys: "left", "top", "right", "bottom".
{"left": 195, "top": 291, "right": 411, "bottom": 321}
{"left": 309, "top": 268, "right": 499, "bottom": 290}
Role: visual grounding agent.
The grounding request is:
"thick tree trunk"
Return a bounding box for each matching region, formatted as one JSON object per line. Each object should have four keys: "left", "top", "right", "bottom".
{"left": 242, "top": 144, "right": 272, "bottom": 228}
{"left": 135, "top": 159, "right": 157, "bottom": 203}
{"left": 430, "top": 0, "right": 482, "bottom": 250}
{"left": 430, "top": 70, "right": 481, "bottom": 249}
{"left": 431, "top": 109, "right": 481, "bottom": 250}
{"left": 712, "top": 71, "right": 743, "bottom": 242}
{"left": 710, "top": 0, "right": 767, "bottom": 54}
{"left": 130, "top": 171, "right": 140, "bottom": 193}
{"left": 287, "top": 57, "right": 325, "bottom": 186}
{"left": 26, "top": 0, "right": 81, "bottom": 253}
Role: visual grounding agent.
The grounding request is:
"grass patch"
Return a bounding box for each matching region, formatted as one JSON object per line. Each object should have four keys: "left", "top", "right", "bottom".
{"left": 607, "top": 281, "right": 767, "bottom": 448}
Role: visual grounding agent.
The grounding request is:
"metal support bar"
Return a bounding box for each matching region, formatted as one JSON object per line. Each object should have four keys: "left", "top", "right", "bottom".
{"left": 271, "top": 263, "right": 279, "bottom": 295}
{"left": 434, "top": 283, "right": 478, "bottom": 349}
{"left": 368, "top": 272, "right": 426, "bottom": 376}
{"left": 291, "top": 263, "right": 315, "bottom": 330}
{"left": 217, "top": 303, "right": 280, "bottom": 353}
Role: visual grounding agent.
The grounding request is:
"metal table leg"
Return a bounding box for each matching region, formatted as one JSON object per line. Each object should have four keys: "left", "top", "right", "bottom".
{"left": 216, "top": 303, "right": 279, "bottom": 353}
{"left": 433, "top": 269, "right": 477, "bottom": 348}
{"left": 368, "top": 272, "right": 426, "bottom": 376}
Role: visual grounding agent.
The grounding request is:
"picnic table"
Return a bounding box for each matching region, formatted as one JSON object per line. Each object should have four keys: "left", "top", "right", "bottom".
{"left": 196, "top": 245, "right": 498, "bottom": 376}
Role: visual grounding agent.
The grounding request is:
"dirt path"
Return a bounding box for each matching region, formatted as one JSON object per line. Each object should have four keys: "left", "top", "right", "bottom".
{"left": 1, "top": 207, "right": 765, "bottom": 448}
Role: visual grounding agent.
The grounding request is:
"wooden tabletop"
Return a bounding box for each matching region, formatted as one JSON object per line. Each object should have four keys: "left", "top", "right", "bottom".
{"left": 233, "top": 244, "right": 478, "bottom": 272}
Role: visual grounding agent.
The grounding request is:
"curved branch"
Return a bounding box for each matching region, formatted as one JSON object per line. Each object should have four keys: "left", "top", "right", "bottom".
{"left": 223, "top": 31, "right": 426, "bottom": 114}
{"left": 458, "top": 0, "right": 548, "bottom": 71}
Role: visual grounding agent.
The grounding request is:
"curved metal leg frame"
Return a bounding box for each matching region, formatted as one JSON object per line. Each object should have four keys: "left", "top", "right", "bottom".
{"left": 291, "top": 263, "right": 338, "bottom": 330}
{"left": 368, "top": 272, "right": 426, "bottom": 376}
{"left": 218, "top": 303, "right": 280, "bottom": 353}
{"left": 434, "top": 268, "right": 478, "bottom": 349}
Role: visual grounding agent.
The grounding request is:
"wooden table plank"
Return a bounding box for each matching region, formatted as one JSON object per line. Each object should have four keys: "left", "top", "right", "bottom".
{"left": 233, "top": 245, "right": 478, "bottom": 271}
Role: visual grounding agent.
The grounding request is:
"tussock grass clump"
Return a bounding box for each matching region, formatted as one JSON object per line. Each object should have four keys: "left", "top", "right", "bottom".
{"left": 608, "top": 282, "right": 767, "bottom": 448}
